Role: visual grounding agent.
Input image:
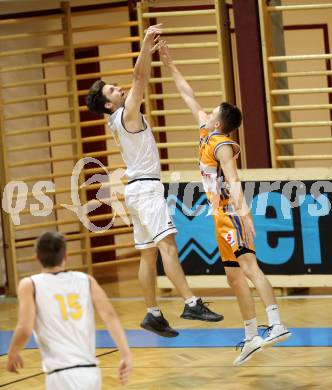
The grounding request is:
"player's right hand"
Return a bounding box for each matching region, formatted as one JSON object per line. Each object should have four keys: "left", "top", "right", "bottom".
{"left": 7, "top": 353, "right": 23, "bottom": 373}
{"left": 118, "top": 354, "right": 133, "bottom": 385}
{"left": 143, "top": 23, "right": 163, "bottom": 50}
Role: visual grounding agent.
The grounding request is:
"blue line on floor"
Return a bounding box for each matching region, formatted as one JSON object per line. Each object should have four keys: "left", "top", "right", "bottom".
{"left": 1, "top": 328, "right": 332, "bottom": 355}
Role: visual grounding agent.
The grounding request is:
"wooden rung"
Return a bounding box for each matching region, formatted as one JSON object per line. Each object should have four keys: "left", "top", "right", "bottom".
{"left": 160, "top": 158, "right": 197, "bottom": 164}
{"left": 267, "top": 4, "right": 332, "bottom": 12}
{"left": 78, "top": 163, "right": 127, "bottom": 176}
{"left": 15, "top": 168, "right": 77, "bottom": 183}
{"left": 90, "top": 242, "right": 135, "bottom": 253}
{"left": 13, "top": 180, "right": 127, "bottom": 199}
{"left": 92, "top": 256, "right": 140, "bottom": 268}
{"left": 70, "top": 5, "right": 127, "bottom": 17}
{"left": 268, "top": 53, "right": 332, "bottom": 62}
{"left": 16, "top": 196, "right": 130, "bottom": 216}
{"left": 89, "top": 226, "right": 133, "bottom": 237}
{"left": 0, "top": 61, "right": 69, "bottom": 74}
{"left": 72, "top": 197, "right": 126, "bottom": 210}
{"left": 271, "top": 87, "right": 332, "bottom": 95}
{"left": 167, "top": 42, "right": 218, "bottom": 49}
{"left": 19, "top": 264, "right": 88, "bottom": 277}
{"left": 17, "top": 249, "right": 86, "bottom": 263}
{"left": 0, "top": 14, "right": 63, "bottom": 26}
{"left": 149, "top": 74, "right": 220, "bottom": 83}
{"left": 276, "top": 137, "right": 332, "bottom": 145}
{"left": 142, "top": 9, "right": 215, "bottom": 17}
{"left": 89, "top": 213, "right": 126, "bottom": 223}
{"left": 5, "top": 123, "right": 76, "bottom": 137}
{"left": 14, "top": 219, "right": 82, "bottom": 231}
{"left": 277, "top": 155, "right": 332, "bottom": 161}
{"left": 0, "top": 45, "right": 68, "bottom": 58}
{"left": 80, "top": 119, "right": 107, "bottom": 127}
{"left": 78, "top": 84, "right": 132, "bottom": 96}
{"left": 75, "top": 68, "right": 133, "bottom": 81}
{"left": 161, "top": 26, "right": 217, "bottom": 34}
{"left": 72, "top": 21, "right": 139, "bottom": 34}
{"left": 156, "top": 141, "right": 197, "bottom": 148}
{"left": 2, "top": 76, "right": 70, "bottom": 89}
{"left": 151, "top": 108, "right": 214, "bottom": 115}
{"left": 4, "top": 92, "right": 73, "bottom": 105}
{"left": 15, "top": 233, "right": 89, "bottom": 248}
{"left": 15, "top": 225, "right": 133, "bottom": 248}
{"left": 9, "top": 154, "right": 78, "bottom": 168}
{"left": 152, "top": 58, "right": 219, "bottom": 67}
{"left": 273, "top": 70, "right": 332, "bottom": 78}
{"left": 0, "top": 29, "right": 65, "bottom": 41}
{"left": 75, "top": 52, "right": 139, "bottom": 65}
{"left": 8, "top": 138, "right": 76, "bottom": 153}
{"left": 73, "top": 37, "right": 140, "bottom": 49}
{"left": 274, "top": 121, "right": 332, "bottom": 128}
{"left": 272, "top": 104, "right": 332, "bottom": 111}
{"left": 82, "top": 134, "right": 112, "bottom": 143}
{"left": 149, "top": 91, "right": 222, "bottom": 99}
{"left": 83, "top": 149, "right": 121, "bottom": 158}
{"left": 153, "top": 125, "right": 197, "bottom": 132}
{"left": 5, "top": 108, "right": 74, "bottom": 121}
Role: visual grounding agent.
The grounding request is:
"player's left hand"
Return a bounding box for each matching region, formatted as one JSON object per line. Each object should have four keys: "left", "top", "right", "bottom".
{"left": 7, "top": 353, "right": 23, "bottom": 373}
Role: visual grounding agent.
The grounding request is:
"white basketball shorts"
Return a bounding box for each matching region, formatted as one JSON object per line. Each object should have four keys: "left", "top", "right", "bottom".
{"left": 46, "top": 366, "right": 101, "bottom": 390}
{"left": 125, "top": 179, "right": 177, "bottom": 249}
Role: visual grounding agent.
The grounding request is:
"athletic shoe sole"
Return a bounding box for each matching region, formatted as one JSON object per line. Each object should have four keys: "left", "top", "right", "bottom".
{"left": 140, "top": 323, "right": 179, "bottom": 338}
{"left": 263, "top": 331, "right": 292, "bottom": 348}
{"left": 233, "top": 345, "right": 263, "bottom": 366}
{"left": 180, "top": 314, "right": 224, "bottom": 322}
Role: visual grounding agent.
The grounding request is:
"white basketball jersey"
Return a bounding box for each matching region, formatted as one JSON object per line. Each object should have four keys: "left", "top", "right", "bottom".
{"left": 30, "top": 271, "right": 97, "bottom": 373}
{"left": 108, "top": 107, "right": 161, "bottom": 181}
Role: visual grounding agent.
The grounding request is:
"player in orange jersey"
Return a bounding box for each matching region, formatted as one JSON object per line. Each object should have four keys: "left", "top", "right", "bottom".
{"left": 159, "top": 41, "right": 291, "bottom": 366}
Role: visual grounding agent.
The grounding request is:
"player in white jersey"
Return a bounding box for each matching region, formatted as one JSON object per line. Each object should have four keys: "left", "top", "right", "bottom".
{"left": 87, "top": 24, "right": 223, "bottom": 337}
{"left": 6, "top": 232, "right": 132, "bottom": 389}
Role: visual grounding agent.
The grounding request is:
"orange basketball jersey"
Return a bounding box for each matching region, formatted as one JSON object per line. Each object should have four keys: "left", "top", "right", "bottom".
{"left": 198, "top": 126, "right": 255, "bottom": 264}
{"left": 199, "top": 127, "right": 240, "bottom": 208}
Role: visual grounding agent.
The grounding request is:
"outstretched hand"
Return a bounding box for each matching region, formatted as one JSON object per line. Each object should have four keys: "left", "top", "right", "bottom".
{"left": 143, "top": 24, "right": 163, "bottom": 54}
{"left": 158, "top": 40, "right": 173, "bottom": 66}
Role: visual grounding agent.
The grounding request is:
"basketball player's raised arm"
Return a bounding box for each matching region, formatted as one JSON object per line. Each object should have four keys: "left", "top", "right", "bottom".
{"left": 123, "top": 24, "right": 162, "bottom": 130}
{"left": 216, "top": 145, "right": 255, "bottom": 245}
{"left": 89, "top": 276, "right": 132, "bottom": 385}
{"left": 7, "top": 278, "right": 36, "bottom": 373}
{"left": 159, "top": 40, "right": 207, "bottom": 127}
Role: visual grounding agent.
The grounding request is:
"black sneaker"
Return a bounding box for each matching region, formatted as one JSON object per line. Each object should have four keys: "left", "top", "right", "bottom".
{"left": 140, "top": 313, "right": 179, "bottom": 338}
{"left": 180, "top": 298, "right": 224, "bottom": 322}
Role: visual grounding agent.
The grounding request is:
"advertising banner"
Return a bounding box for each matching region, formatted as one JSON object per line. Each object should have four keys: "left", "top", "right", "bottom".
{"left": 157, "top": 181, "right": 332, "bottom": 276}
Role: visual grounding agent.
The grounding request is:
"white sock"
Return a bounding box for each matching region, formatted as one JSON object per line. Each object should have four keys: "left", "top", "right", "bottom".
{"left": 148, "top": 306, "right": 161, "bottom": 317}
{"left": 244, "top": 318, "right": 258, "bottom": 341}
{"left": 185, "top": 296, "right": 199, "bottom": 307}
{"left": 266, "top": 305, "right": 281, "bottom": 326}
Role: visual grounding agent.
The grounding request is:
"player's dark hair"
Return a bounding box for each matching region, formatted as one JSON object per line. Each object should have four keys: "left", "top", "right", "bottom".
{"left": 36, "top": 232, "right": 66, "bottom": 268}
{"left": 219, "top": 102, "right": 242, "bottom": 133}
{"left": 86, "top": 79, "right": 113, "bottom": 115}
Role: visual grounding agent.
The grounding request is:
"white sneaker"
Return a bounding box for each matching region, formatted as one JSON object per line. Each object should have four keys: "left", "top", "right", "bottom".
{"left": 233, "top": 335, "right": 264, "bottom": 366}
{"left": 262, "top": 324, "right": 291, "bottom": 347}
